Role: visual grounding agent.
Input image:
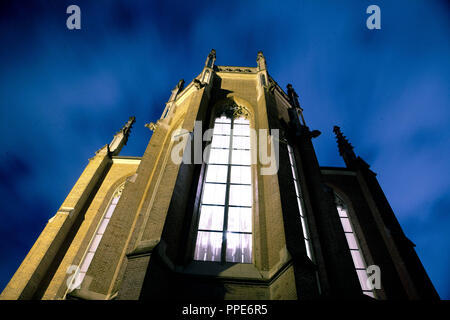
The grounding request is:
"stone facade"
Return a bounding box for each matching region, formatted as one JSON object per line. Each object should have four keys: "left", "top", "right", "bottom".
{"left": 0, "top": 51, "right": 439, "bottom": 300}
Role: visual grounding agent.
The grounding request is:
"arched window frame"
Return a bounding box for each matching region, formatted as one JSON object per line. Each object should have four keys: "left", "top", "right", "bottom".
{"left": 73, "top": 182, "right": 125, "bottom": 287}
{"left": 193, "top": 103, "right": 253, "bottom": 264}
{"left": 334, "top": 193, "right": 377, "bottom": 298}
{"left": 287, "top": 144, "right": 314, "bottom": 262}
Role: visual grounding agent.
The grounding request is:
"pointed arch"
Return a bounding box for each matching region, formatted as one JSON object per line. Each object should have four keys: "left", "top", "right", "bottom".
{"left": 209, "top": 95, "right": 255, "bottom": 124}
{"left": 68, "top": 180, "right": 127, "bottom": 292}
{"left": 193, "top": 100, "right": 254, "bottom": 263}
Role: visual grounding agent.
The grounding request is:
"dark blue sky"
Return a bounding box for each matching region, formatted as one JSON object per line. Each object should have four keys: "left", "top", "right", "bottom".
{"left": 0, "top": 0, "right": 449, "bottom": 299}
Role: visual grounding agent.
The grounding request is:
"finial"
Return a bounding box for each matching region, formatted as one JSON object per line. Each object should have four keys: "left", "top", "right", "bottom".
{"left": 256, "top": 51, "right": 266, "bottom": 70}
{"left": 121, "top": 116, "right": 136, "bottom": 136}
{"left": 333, "top": 126, "right": 357, "bottom": 167}
{"left": 109, "top": 116, "right": 136, "bottom": 155}
{"left": 167, "top": 79, "right": 186, "bottom": 104}
{"left": 176, "top": 79, "right": 185, "bottom": 90}
{"left": 206, "top": 49, "right": 216, "bottom": 68}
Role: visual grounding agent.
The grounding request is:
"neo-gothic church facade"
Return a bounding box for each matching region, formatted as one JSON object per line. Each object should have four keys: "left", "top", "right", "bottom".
{"left": 1, "top": 50, "right": 439, "bottom": 300}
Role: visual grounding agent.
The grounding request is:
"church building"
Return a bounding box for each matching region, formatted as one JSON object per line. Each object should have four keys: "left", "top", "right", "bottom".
{"left": 0, "top": 50, "right": 439, "bottom": 300}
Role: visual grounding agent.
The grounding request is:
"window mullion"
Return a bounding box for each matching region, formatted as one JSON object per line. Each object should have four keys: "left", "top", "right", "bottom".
{"left": 221, "top": 118, "right": 234, "bottom": 263}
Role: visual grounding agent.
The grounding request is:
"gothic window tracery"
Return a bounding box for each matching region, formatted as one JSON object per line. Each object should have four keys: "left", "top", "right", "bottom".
{"left": 194, "top": 104, "right": 252, "bottom": 263}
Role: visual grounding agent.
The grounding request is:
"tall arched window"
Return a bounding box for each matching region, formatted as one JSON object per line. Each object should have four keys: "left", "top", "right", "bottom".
{"left": 335, "top": 193, "right": 376, "bottom": 298}
{"left": 75, "top": 183, "right": 125, "bottom": 286}
{"left": 194, "top": 111, "right": 252, "bottom": 263}
{"left": 287, "top": 145, "right": 314, "bottom": 262}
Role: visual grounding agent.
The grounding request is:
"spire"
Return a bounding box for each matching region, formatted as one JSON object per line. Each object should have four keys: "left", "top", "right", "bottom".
{"left": 333, "top": 126, "right": 357, "bottom": 168}
{"left": 109, "top": 116, "right": 136, "bottom": 156}
{"left": 286, "top": 84, "right": 306, "bottom": 125}
{"left": 256, "top": 51, "right": 269, "bottom": 88}
{"left": 121, "top": 116, "right": 136, "bottom": 137}
{"left": 256, "top": 51, "right": 267, "bottom": 70}
{"left": 205, "top": 49, "right": 216, "bottom": 68}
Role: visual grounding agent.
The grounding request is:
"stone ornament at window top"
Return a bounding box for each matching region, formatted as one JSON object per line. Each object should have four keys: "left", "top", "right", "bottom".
{"left": 115, "top": 183, "right": 125, "bottom": 198}
{"left": 216, "top": 102, "right": 250, "bottom": 120}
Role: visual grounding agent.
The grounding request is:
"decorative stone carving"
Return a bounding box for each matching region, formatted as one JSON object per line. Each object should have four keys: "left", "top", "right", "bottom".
{"left": 216, "top": 102, "right": 250, "bottom": 119}
{"left": 109, "top": 116, "right": 136, "bottom": 155}
{"left": 333, "top": 126, "right": 355, "bottom": 157}
{"left": 115, "top": 183, "right": 125, "bottom": 197}
{"left": 145, "top": 122, "right": 158, "bottom": 131}
{"left": 216, "top": 66, "right": 257, "bottom": 73}
{"left": 120, "top": 116, "right": 135, "bottom": 135}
